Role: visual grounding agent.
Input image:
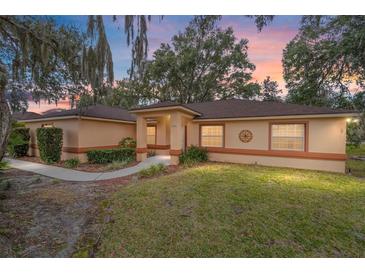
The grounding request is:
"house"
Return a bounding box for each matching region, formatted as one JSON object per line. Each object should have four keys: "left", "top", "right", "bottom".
{"left": 16, "top": 104, "right": 136, "bottom": 162}
{"left": 18, "top": 99, "right": 358, "bottom": 173}
{"left": 130, "top": 99, "right": 358, "bottom": 173}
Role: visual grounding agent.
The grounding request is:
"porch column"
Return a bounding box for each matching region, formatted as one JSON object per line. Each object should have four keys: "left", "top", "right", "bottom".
{"left": 136, "top": 115, "right": 147, "bottom": 162}
{"left": 169, "top": 111, "right": 183, "bottom": 165}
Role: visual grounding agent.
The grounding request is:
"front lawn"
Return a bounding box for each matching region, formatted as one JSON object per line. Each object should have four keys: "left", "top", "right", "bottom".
{"left": 97, "top": 163, "right": 365, "bottom": 257}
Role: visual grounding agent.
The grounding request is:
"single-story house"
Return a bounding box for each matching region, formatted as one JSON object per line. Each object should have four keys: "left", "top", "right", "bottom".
{"left": 17, "top": 104, "right": 136, "bottom": 162}
{"left": 130, "top": 99, "right": 358, "bottom": 173}
{"left": 18, "top": 99, "right": 358, "bottom": 173}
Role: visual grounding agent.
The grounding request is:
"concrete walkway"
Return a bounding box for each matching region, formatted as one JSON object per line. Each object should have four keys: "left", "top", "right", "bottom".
{"left": 5, "top": 155, "right": 171, "bottom": 182}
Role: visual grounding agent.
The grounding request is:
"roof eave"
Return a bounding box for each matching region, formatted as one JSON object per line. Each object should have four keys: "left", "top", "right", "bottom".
{"left": 18, "top": 115, "right": 136, "bottom": 124}
{"left": 130, "top": 105, "right": 201, "bottom": 116}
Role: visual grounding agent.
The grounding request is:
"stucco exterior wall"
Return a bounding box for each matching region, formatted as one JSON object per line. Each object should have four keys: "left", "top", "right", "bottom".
{"left": 187, "top": 117, "right": 347, "bottom": 173}
{"left": 78, "top": 119, "right": 135, "bottom": 148}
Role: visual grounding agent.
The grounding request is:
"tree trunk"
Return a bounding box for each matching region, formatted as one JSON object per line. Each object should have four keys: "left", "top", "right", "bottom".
{"left": 0, "top": 63, "right": 11, "bottom": 161}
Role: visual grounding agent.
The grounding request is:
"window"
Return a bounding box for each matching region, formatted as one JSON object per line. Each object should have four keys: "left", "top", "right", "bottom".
{"left": 271, "top": 123, "right": 305, "bottom": 151}
{"left": 147, "top": 125, "right": 156, "bottom": 145}
{"left": 200, "top": 125, "right": 224, "bottom": 147}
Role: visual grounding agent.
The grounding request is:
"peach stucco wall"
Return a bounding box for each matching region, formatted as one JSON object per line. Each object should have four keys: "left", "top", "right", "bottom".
{"left": 186, "top": 117, "right": 347, "bottom": 173}
{"left": 25, "top": 118, "right": 136, "bottom": 162}
{"left": 78, "top": 119, "right": 135, "bottom": 148}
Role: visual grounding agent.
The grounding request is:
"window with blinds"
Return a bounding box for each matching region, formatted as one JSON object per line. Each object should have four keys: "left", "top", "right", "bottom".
{"left": 271, "top": 124, "right": 305, "bottom": 151}
{"left": 200, "top": 125, "right": 224, "bottom": 147}
{"left": 147, "top": 126, "right": 156, "bottom": 145}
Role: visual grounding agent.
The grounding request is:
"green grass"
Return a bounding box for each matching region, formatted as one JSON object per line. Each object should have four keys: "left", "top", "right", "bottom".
{"left": 97, "top": 163, "right": 365, "bottom": 257}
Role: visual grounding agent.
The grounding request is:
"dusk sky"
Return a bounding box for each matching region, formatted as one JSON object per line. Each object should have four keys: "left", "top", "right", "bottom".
{"left": 29, "top": 15, "right": 301, "bottom": 113}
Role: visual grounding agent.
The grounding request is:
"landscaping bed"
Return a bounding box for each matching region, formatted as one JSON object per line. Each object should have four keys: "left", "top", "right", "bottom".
{"left": 97, "top": 163, "right": 365, "bottom": 257}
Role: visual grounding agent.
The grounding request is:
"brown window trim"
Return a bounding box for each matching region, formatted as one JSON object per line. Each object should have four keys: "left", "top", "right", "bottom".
{"left": 147, "top": 124, "right": 157, "bottom": 145}
{"left": 268, "top": 121, "right": 309, "bottom": 153}
{"left": 199, "top": 123, "right": 225, "bottom": 148}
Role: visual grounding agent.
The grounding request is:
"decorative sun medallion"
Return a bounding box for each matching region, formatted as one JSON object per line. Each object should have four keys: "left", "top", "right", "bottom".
{"left": 239, "top": 130, "right": 253, "bottom": 143}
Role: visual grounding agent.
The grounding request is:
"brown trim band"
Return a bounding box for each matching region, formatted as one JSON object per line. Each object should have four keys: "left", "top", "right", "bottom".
{"left": 204, "top": 147, "right": 347, "bottom": 161}
{"left": 147, "top": 144, "right": 170, "bottom": 150}
{"left": 136, "top": 147, "right": 148, "bottom": 153}
{"left": 170, "top": 149, "right": 183, "bottom": 156}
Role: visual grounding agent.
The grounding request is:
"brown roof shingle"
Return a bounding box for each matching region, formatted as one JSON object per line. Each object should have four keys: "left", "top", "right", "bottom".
{"left": 13, "top": 111, "right": 42, "bottom": 120}
{"left": 131, "top": 99, "right": 356, "bottom": 119}
{"left": 21, "top": 104, "right": 136, "bottom": 122}
{"left": 185, "top": 99, "right": 356, "bottom": 120}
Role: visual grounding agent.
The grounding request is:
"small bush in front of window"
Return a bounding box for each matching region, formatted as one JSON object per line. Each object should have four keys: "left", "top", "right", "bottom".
{"left": 179, "top": 145, "right": 208, "bottom": 166}
{"left": 64, "top": 158, "right": 80, "bottom": 169}
{"left": 86, "top": 147, "right": 135, "bottom": 164}
{"left": 36, "top": 127, "right": 63, "bottom": 163}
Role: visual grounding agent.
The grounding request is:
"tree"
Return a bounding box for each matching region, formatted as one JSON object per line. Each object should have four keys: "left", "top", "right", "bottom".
{"left": 133, "top": 16, "right": 259, "bottom": 104}
{"left": 0, "top": 16, "right": 85, "bottom": 160}
{"left": 260, "top": 76, "right": 282, "bottom": 101}
{"left": 283, "top": 16, "right": 365, "bottom": 108}
{"left": 100, "top": 80, "right": 140, "bottom": 109}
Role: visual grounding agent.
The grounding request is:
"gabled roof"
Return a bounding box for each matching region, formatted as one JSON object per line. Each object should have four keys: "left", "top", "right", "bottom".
{"left": 12, "top": 111, "right": 42, "bottom": 120}
{"left": 131, "top": 99, "right": 357, "bottom": 120}
{"left": 19, "top": 104, "right": 136, "bottom": 123}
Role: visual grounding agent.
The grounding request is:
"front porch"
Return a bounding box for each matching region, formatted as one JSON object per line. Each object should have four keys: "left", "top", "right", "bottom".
{"left": 131, "top": 106, "right": 200, "bottom": 165}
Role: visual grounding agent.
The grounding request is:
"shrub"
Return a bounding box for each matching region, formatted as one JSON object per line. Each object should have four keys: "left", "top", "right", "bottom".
{"left": 64, "top": 158, "right": 80, "bottom": 168}
{"left": 36, "top": 127, "right": 63, "bottom": 163}
{"left": 147, "top": 150, "right": 156, "bottom": 157}
{"left": 347, "top": 121, "right": 363, "bottom": 148}
{"left": 179, "top": 145, "right": 208, "bottom": 166}
{"left": 87, "top": 147, "right": 135, "bottom": 164}
{"left": 106, "top": 160, "right": 131, "bottom": 171}
{"left": 138, "top": 163, "right": 167, "bottom": 178}
{"left": 7, "top": 127, "right": 30, "bottom": 157}
{"left": 0, "top": 161, "right": 9, "bottom": 170}
{"left": 119, "top": 137, "right": 136, "bottom": 148}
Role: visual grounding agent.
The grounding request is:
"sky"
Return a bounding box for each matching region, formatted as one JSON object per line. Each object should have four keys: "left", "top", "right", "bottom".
{"left": 28, "top": 15, "right": 301, "bottom": 113}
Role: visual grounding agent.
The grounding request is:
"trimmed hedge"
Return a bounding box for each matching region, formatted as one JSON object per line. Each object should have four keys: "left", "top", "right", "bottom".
{"left": 86, "top": 148, "right": 135, "bottom": 164}
{"left": 7, "top": 127, "right": 30, "bottom": 157}
{"left": 36, "top": 127, "right": 63, "bottom": 163}
{"left": 179, "top": 145, "right": 208, "bottom": 166}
